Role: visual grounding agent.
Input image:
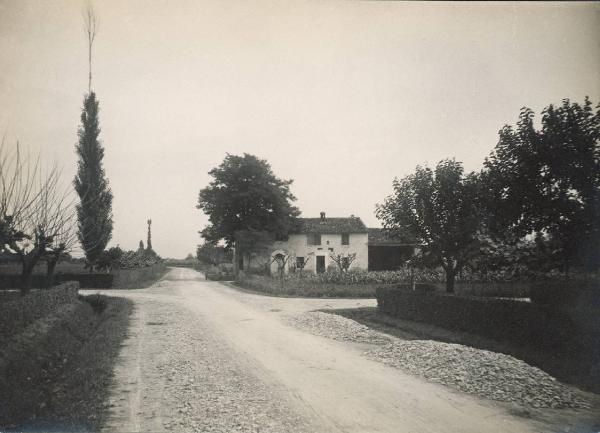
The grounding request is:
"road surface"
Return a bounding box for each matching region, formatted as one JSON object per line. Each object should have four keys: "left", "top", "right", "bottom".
{"left": 89, "top": 267, "right": 583, "bottom": 433}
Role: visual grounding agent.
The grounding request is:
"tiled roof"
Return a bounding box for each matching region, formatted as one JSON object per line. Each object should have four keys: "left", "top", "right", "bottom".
{"left": 294, "top": 217, "right": 368, "bottom": 234}
{"left": 368, "top": 228, "right": 420, "bottom": 245}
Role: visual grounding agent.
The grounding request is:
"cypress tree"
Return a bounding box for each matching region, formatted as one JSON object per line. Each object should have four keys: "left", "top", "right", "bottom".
{"left": 74, "top": 92, "right": 113, "bottom": 269}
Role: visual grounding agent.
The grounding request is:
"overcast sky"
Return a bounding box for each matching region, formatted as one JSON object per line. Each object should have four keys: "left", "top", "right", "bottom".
{"left": 1, "top": 1, "right": 599, "bottom": 258}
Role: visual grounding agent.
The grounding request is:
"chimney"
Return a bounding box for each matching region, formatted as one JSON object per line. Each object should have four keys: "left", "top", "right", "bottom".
{"left": 320, "top": 211, "right": 326, "bottom": 220}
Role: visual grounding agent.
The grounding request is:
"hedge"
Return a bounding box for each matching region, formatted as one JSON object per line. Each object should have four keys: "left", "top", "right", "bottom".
{"left": 0, "top": 281, "right": 79, "bottom": 341}
{"left": 0, "top": 273, "right": 113, "bottom": 289}
{"left": 236, "top": 274, "right": 379, "bottom": 297}
{"left": 111, "top": 262, "right": 167, "bottom": 289}
{"left": 0, "top": 263, "right": 167, "bottom": 290}
{"left": 375, "top": 286, "right": 599, "bottom": 356}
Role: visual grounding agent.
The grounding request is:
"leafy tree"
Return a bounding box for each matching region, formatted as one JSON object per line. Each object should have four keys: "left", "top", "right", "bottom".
{"left": 196, "top": 243, "right": 232, "bottom": 265}
{"left": 482, "top": 98, "right": 600, "bottom": 273}
{"left": 74, "top": 92, "right": 113, "bottom": 270}
{"left": 376, "top": 159, "right": 481, "bottom": 292}
{"left": 197, "top": 153, "right": 300, "bottom": 255}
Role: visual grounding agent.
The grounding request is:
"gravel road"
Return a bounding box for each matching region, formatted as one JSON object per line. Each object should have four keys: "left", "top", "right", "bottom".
{"left": 87, "top": 268, "right": 599, "bottom": 433}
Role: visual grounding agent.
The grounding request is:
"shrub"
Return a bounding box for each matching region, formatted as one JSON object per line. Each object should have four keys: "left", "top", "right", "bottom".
{"left": 375, "top": 286, "right": 587, "bottom": 353}
{"left": 79, "top": 294, "right": 108, "bottom": 314}
{"left": 236, "top": 274, "right": 377, "bottom": 297}
{"left": 530, "top": 280, "right": 600, "bottom": 308}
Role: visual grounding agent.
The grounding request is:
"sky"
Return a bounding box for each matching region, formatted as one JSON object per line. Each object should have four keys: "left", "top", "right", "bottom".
{"left": 1, "top": 1, "right": 599, "bottom": 259}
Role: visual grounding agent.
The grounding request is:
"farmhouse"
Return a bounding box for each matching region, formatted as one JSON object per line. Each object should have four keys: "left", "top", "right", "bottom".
{"left": 237, "top": 212, "right": 369, "bottom": 275}
{"left": 367, "top": 228, "right": 421, "bottom": 271}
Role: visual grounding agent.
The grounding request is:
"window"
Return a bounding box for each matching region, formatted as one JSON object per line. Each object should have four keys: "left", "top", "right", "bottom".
{"left": 341, "top": 233, "right": 350, "bottom": 245}
{"left": 296, "top": 257, "right": 304, "bottom": 269}
{"left": 308, "top": 233, "right": 321, "bottom": 245}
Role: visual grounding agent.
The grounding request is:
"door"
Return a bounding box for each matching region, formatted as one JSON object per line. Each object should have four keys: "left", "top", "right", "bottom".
{"left": 316, "top": 256, "right": 325, "bottom": 274}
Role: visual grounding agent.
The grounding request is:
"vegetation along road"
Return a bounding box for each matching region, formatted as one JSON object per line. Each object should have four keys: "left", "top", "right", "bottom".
{"left": 87, "top": 268, "right": 597, "bottom": 433}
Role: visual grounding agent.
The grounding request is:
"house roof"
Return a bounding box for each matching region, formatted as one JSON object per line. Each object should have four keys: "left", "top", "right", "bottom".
{"left": 368, "top": 228, "right": 420, "bottom": 246}
{"left": 295, "top": 217, "right": 368, "bottom": 234}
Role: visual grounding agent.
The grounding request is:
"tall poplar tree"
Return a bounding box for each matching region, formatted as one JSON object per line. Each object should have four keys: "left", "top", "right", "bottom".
{"left": 74, "top": 92, "right": 113, "bottom": 269}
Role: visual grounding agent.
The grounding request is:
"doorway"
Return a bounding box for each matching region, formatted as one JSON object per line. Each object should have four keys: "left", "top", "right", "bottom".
{"left": 316, "top": 255, "right": 325, "bottom": 274}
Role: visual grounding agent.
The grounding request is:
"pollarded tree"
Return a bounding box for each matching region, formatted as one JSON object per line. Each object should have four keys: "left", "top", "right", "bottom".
{"left": 329, "top": 252, "right": 357, "bottom": 273}
{"left": 482, "top": 98, "right": 600, "bottom": 272}
{"left": 74, "top": 92, "right": 113, "bottom": 270}
{"left": 197, "top": 153, "right": 300, "bottom": 255}
{"left": 376, "top": 159, "right": 481, "bottom": 293}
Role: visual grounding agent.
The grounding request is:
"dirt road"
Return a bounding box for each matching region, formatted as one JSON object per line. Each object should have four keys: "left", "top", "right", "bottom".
{"left": 90, "top": 268, "right": 587, "bottom": 433}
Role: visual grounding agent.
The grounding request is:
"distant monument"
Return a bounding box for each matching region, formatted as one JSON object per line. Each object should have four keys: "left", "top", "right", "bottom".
{"left": 147, "top": 219, "right": 153, "bottom": 251}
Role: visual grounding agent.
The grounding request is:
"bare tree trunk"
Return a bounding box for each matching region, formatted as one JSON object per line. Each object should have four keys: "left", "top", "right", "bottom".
{"left": 20, "top": 258, "right": 36, "bottom": 296}
{"left": 445, "top": 268, "right": 456, "bottom": 294}
{"left": 46, "top": 256, "right": 59, "bottom": 288}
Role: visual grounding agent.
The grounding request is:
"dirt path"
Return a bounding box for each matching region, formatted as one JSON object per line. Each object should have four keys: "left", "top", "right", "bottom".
{"left": 91, "top": 268, "right": 590, "bottom": 433}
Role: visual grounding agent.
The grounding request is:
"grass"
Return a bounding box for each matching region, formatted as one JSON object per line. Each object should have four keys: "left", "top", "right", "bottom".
{"left": 0, "top": 262, "right": 88, "bottom": 275}
{"left": 0, "top": 295, "right": 134, "bottom": 431}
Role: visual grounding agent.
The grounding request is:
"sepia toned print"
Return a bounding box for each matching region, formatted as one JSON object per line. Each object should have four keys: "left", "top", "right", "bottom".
{"left": 0, "top": 1, "right": 599, "bottom": 432}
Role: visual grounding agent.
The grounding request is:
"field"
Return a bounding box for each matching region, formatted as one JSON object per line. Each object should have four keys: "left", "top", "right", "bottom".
{"left": 0, "top": 262, "right": 88, "bottom": 275}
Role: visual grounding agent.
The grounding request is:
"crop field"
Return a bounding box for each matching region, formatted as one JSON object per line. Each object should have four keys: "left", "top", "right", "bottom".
{"left": 0, "top": 262, "right": 88, "bottom": 275}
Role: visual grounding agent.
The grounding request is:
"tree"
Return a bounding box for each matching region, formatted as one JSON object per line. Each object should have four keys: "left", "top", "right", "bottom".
{"left": 482, "top": 98, "right": 600, "bottom": 273}
{"left": 74, "top": 91, "right": 113, "bottom": 270}
{"left": 1, "top": 139, "right": 79, "bottom": 292}
{"left": 43, "top": 206, "right": 77, "bottom": 287}
{"left": 329, "top": 252, "right": 356, "bottom": 273}
{"left": 196, "top": 243, "right": 232, "bottom": 265}
{"left": 376, "top": 159, "right": 481, "bottom": 293}
{"left": 271, "top": 252, "right": 290, "bottom": 288}
{"left": 0, "top": 139, "right": 41, "bottom": 253}
{"left": 83, "top": 1, "right": 98, "bottom": 93}
{"left": 197, "top": 153, "right": 300, "bottom": 253}
{"left": 10, "top": 167, "right": 75, "bottom": 293}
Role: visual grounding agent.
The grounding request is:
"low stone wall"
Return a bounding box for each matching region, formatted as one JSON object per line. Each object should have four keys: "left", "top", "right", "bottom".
{"left": 0, "top": 281, "right": 79, "bottom": 341}
{"left": 112, "top": 262, "right": 167, "bottom": 289}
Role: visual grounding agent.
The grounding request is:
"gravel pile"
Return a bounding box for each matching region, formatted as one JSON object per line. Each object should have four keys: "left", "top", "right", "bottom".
{"left": 287, "top": 311, "right": 593, "bottom": 410}
{"left": 286, "top": 311, "right": 392, "bottom": 345}
{"left": 367, "top": 341, "right": 592, "bottom": 409}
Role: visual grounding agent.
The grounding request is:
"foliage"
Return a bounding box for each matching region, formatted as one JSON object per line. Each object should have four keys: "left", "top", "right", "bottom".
{"left": 197, "top": 153, "right": 300, "bottom": 250}
{"left": 376, "top": 159, "right": 481, "bottom": 292}
{"left": 235, "top": 273, "right": 377, "bottom": 298}
{"left": 74, "top": 92, "right": 113, "bottom": 269}
{"left": 482, "top": 98, "right": 600, "bottom": 272}
{"left": 96, "top": 246, "right": 124, "bottom": 272}
{"left": 96, "top": 245, "right": 161, "bottom": 271}
{"left": 196, "top": 243, "right": 232, "bottom": 265}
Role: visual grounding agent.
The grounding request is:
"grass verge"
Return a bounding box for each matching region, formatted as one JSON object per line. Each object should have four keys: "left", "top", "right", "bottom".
{"left": 0, "top": 295, "right": 133, "bottom": 431}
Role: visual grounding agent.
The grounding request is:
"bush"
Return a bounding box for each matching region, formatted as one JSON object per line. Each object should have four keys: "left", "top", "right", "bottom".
{"left": 79, "top": 294, "right": 108, "bottom": 314}
{"left": 375, "top": 286, "right": 600, "bottom": 354}
{"left": 236, "top": 274, "right": 378, "bottom": 297}
{"left": 530, "top": 280, "right": 600, "bottom": 309}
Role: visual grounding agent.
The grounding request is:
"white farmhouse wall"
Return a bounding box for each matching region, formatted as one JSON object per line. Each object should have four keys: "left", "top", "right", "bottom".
{"left": 266, "top": 232, "right": 368, "bottom": 273}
